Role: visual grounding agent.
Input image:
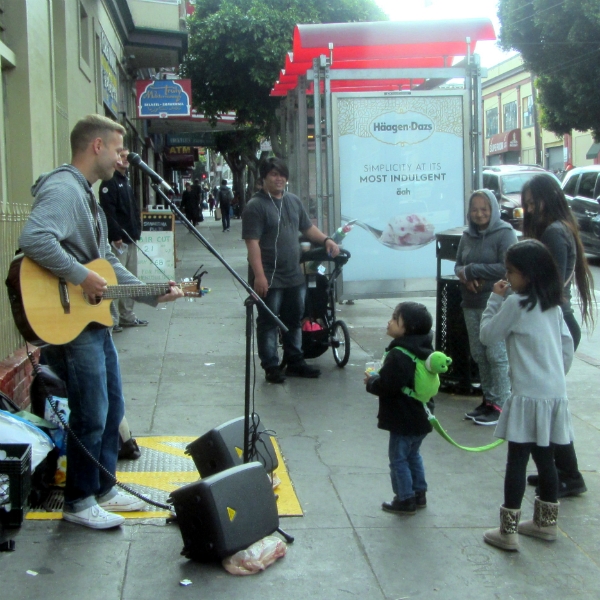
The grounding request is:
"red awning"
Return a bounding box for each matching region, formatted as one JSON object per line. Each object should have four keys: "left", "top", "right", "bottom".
{"left": 271, "top": 18, "right": 496, "bottom": 96}
{"left": 488, "top": 129, "right": 521, "bottom": 155}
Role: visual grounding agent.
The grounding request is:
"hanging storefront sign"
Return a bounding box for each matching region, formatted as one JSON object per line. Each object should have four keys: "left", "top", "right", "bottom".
{"left": 101, "top": 31, "right": 119, "bottom": 116}
{"left": 334, "top": 92, "right": 469, "bottom": 296}
{"left": 136, "top": 79, "right": 192, "bottom": 118}
{"left": 166, "top": 132, "right": 215, "bottom": 146}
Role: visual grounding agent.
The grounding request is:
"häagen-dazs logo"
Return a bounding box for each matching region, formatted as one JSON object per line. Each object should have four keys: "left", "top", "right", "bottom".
{"left": 370, "top": 111, "right": 434, "bottom": 146}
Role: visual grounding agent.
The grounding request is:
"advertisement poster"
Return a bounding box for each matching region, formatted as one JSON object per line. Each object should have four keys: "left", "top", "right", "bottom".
{"left": 335, "top": 93, "right": 468, "bottom": 296}
{"left": 100, "top": 31, "right": 118, "bottom": 116}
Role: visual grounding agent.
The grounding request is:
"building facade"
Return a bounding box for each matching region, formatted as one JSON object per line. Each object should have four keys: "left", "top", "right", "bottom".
{"left": 482, "top": 54, "right": 599, "bottom": 172}
{"left": 0, "top": 0, "right": 188, "bottom": 404}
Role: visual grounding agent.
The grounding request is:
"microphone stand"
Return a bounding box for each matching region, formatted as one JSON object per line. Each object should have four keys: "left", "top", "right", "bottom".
{"left": 149, "top": 183, "right": 288, "bottom": 466}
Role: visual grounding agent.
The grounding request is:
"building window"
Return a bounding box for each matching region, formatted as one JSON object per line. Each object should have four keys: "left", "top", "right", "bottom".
{"left": 79, "top": 2, "right": 90, "bottom": 66}
{"left": 522, "top": 96, "right": 534, "bottom": 128}
{"left": 503, "top": 101, "right": 517, "bottom": 131}
{"left": 486, "top": 107, "right": 498, "bottom": 138}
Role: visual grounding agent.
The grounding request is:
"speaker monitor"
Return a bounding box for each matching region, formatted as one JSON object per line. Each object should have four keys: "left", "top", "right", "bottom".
{"left": 169, "top": 462, "right": 279, "bottom": 562}
{"left": 185, "top": 416, "right": 278, "bottom": 478}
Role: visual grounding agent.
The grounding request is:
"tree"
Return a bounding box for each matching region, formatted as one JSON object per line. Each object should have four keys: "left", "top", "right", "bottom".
{"left": 498, "top": 0, "right": 600, "bottom": 140}
{"left": 183, "top": 0, "right": 387, "bottom": 206}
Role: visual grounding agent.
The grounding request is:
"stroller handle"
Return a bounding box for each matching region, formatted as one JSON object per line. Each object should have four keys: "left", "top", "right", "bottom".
{"left": 299, "top": 247, "right": 351, "bottom": 266}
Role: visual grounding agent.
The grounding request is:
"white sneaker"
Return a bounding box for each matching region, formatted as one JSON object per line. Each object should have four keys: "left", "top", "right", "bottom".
{"left": 98, "top": 491, "right": 146, "bottom": 512}
{"left": 63, "top": 504, "right": 125, "bottom": 529}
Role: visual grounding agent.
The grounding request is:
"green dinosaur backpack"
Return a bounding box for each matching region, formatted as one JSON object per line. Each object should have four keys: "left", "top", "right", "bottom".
{"left": 391, "top": 347, "right": 452, "bottom": 403}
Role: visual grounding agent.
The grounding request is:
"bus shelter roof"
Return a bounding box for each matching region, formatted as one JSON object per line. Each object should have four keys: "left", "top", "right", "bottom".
{"left": 270, "top": 18, "right": 495, "bottom": 96}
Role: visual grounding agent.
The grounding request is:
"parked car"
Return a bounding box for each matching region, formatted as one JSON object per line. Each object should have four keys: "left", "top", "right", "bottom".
{"left": 482, "top": 165, "right": 561, "bottom": 229}
{"left": 561, "top": 165, "right": 600, "bottom": 256}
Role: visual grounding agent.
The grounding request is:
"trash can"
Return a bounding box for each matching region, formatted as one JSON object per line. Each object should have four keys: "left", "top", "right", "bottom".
{"left": 435, "top": 228, "right": 480, "bottom": 393}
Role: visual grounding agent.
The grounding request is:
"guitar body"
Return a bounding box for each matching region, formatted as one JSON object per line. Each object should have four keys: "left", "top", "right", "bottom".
{"left": 9, "top": 256, "right": 116, "bottom": 346}
{"left": 6, "top": 255, "right": 199, "bottom": 346}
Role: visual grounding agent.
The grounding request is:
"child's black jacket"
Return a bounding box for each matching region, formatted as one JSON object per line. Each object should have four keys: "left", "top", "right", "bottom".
{"left": 366, "top": 332, "right": 435, "bottom": 435}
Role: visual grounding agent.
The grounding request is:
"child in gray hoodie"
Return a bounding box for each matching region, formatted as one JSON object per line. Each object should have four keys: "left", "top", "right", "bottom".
{"left": 455, "top": 189, "right": 518, "bottom": 425}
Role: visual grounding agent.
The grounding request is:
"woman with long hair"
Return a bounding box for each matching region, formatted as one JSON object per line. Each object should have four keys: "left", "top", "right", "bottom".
{"left": 521, "top": 174, "right": 595, "bottom": 497}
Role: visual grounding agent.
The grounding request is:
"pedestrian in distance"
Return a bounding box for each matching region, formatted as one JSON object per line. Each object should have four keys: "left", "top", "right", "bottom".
{"left": 19, "top": 114, "right": 184, "bottom": 530}
{"left": 521, "top": 174, "right": 595, "bottom": 498}
{"left": 242, "top": 157, "right": 339, "bottom": 383}
{"left": 180, "top": 182, "right": 197, "bottom": 228}
{"left": 218, "top": 179, "right": 233, "bottom": 232}
{"left": 364, "top": 302, "right": 435, "bottom": 515}
{"left": 455, "top": 189, "right": 518, "bottom": 425}
{"left": 481, "top": 240, "right": 574, "bottom": 551}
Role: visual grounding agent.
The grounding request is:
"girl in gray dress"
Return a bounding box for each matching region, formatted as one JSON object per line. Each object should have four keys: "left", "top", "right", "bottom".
{"left": 480, "top": 240, "right": 574, "bottom": 552}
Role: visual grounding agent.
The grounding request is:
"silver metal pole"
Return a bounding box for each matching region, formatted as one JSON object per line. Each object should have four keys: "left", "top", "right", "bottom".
{"left": 297, "top": 75, "right": 309, "bottom": 208}
{"left": 324, "top": 55, "right": 334, "bottom": 234}
{"left": 313, "top": 57, "right": 324, "bottom": 230}
{"left": 474, "top": 54, "right": 484, "bottom": 189}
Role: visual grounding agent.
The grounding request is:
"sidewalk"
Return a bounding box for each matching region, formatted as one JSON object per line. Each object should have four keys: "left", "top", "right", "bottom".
{"left": 2, "top": 214, "right": 599, "bottom": 600}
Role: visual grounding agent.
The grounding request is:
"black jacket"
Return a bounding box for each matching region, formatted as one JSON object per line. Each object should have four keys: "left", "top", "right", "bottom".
{"left": 366, "top": 333, "right": 435, "bottom": 436}
{"left": 99, "top": 171, "right": 141, "bottom": 242}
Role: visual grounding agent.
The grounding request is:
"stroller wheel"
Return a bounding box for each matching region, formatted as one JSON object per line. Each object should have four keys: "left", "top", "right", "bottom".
{"left": 331, "top": 320, "right": 351, "bottom": 367}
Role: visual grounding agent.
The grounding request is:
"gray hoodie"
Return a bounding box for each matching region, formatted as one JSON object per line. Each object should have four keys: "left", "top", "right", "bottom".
{"left": 19, "top": 165, "right": 156, "bottom": 326}
{"left": 454, "top": 189, "right": 518, "bottom": 309}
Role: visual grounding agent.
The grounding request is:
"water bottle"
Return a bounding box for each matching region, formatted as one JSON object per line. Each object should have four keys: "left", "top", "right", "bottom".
{"left": 307, "top": 225, "right": 353, "bottom": 272}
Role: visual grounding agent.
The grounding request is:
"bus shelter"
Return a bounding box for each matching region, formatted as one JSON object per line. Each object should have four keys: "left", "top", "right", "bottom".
{"left": 270, "top": 19, "right": 495, "bottom": 298}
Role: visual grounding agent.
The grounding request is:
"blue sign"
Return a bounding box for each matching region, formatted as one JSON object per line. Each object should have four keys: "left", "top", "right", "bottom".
{"left": 136, "top": 79, "right": 192, "bottom": 118}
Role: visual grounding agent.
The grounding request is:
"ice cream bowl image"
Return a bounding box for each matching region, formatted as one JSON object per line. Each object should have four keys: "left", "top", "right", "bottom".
{"left": 344, "top": 214, "right": 435, "bottom": 250}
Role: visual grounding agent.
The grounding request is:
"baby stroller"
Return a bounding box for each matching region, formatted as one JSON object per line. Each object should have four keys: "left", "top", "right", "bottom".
{"left": 297, "top": 247, "right": 352, "bottom": 367}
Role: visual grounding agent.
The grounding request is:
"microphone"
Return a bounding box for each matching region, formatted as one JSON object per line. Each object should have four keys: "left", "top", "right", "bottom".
{"left": 127, "top": 152, "right": 173, "bottom": 193}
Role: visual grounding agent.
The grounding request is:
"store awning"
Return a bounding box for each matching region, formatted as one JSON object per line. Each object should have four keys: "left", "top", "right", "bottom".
{"left": 488, "top": 129, "right": 521, "bottom": 155}
{"left": 586, "top": 142, "right": 600, "bottom": 159}
{"left": 270, "top": 18, "right": 496, "bottom": 96}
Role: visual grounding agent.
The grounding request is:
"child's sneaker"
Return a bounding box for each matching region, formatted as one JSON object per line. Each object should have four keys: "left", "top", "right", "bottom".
{"left": 382, "top": 496, "right": 416, "bottom": 515}
{"left": 415, "top": 490, "right": 427, "bottom": 508}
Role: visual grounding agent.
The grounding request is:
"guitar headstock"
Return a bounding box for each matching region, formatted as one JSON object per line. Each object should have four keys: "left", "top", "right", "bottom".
{"left": 179, "top": 280, "right": 201, "bottom": 297}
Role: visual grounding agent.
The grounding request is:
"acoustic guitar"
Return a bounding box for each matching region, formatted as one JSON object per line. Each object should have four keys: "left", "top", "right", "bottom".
{"left": 5, "top": 255, "right": 199, "bottom": 346}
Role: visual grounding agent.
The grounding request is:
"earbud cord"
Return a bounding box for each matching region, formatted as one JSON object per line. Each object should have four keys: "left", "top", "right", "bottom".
{"left": 268, "top": 191, "right": 283, "bottom": 288}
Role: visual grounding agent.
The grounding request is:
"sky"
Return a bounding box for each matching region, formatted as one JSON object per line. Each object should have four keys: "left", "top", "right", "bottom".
{"left": 374, "top": 0, "right": 516, "bottom": 68}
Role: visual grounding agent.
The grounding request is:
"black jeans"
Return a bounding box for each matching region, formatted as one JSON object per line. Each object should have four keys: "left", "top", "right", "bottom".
{"left": 504, "top": 442, "right": 558, "bottom": 509}
{"left": 553, "top": 310, "right": 582, "bottom": 480}
{"left": 221, "top": 204, "right": 231, "bottom": 230}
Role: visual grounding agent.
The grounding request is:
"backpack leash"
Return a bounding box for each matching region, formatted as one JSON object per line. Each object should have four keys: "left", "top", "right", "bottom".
{"left": 386, "top": 346, "right": 505, "bottom": 453}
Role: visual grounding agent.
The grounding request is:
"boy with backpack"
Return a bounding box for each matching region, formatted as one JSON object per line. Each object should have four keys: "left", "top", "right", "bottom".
{"left": 364, "top": 301, "right": 436, "bottom": 515}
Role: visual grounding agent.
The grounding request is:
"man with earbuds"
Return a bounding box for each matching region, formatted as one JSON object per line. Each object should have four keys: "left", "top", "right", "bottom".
{"left": 242, "top": 157, "right": 340, "bottom": 383}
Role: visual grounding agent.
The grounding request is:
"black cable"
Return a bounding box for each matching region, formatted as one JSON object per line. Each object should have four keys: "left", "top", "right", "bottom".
{"left": 25, "top": 346, "right": 172, "bottom": 511}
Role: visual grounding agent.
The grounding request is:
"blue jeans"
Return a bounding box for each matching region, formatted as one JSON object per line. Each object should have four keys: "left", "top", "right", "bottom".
{"left": 256, "top": 284, "right": 306, "bottom": 369}
{"left": 41, "top": 327, "right": 124, "bottom": 511}
{"left": 463, "top": 307, "right": 510, "bottom": 409}
{"left": 388, "top": 432, "right": 427, "bottom": 501}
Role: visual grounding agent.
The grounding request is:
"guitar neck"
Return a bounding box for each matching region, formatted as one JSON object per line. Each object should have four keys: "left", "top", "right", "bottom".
{"left": 105, "top": 284, "right": 172, "bottom": 299}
